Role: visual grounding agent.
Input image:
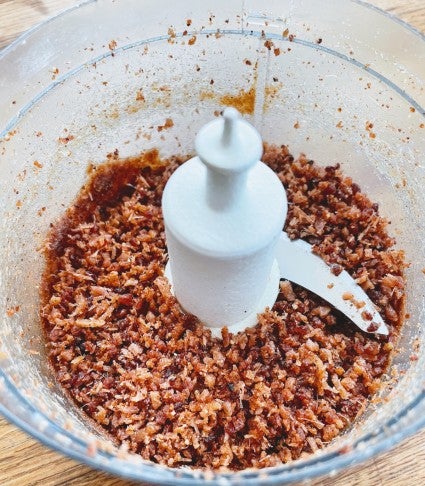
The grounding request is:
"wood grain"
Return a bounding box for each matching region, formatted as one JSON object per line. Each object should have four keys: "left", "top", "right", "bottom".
{"left": 1, "top": 1, "right": 425, "bottom": 485}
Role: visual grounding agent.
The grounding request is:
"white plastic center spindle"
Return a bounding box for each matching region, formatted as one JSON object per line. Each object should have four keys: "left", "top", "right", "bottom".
{"left": 162, "top": 108, "right": 287, "bottom": 336}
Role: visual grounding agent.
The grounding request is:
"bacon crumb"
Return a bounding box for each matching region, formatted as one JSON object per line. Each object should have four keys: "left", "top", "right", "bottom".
{"left": 157, "top": 118, "right": 174, "bottom": 132}
{"left": 367, "top": 322, "right": 379, "bottom": 332}
{"left": 6, "top": 306, "right": 20, "bottom": 317}
{"left": 136, "top": 89, "right": 145, "bottom": 102}
{"left": 58, "top": 135, "right": 75, "bottom": 144}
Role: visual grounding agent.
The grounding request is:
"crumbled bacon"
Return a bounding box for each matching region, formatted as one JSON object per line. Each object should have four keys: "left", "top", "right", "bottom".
{"left": 41, "top": 145, "right": 406, "bottom": 470}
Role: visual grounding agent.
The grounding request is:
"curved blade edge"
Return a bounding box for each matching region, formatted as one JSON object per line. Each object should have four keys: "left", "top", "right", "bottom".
{"left": 277, "top": 232, "right": 388, "bottom": 335}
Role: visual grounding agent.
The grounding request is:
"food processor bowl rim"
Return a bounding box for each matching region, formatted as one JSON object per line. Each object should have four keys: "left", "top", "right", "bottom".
{"left": 0, "top": 0, "right": 424, "bottom": 62}
{"left": 1, "top": 28, "right": 424, "bottom": 140}
{"left": 1, "top": 0, "right": 425, "bottom": 483}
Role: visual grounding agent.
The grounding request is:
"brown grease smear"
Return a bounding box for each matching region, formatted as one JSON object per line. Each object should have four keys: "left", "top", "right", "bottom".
{"left": 220, "top": 86, "right": 256, "bottom": 115}
{"left": 48, "top": 149, "right": 164, "bottom": 258}
{"left": 264, "top": 83, "right": 283, "bottom": 112}
{"left": 198, "top": 85, "right": 256, "bottom": 115}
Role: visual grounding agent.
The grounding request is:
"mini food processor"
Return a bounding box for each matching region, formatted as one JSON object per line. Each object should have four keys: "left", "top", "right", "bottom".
{"left": 0, "top": 0, "right": 424, "bottom": 484}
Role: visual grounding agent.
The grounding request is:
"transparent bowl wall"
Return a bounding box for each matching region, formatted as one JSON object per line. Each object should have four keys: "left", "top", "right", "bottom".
{"left": 0, "top": 0, "right": 424, "bottom": 484}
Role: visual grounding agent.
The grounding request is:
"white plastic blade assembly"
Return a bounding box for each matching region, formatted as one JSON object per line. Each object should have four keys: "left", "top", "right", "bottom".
{"left": 162, "top": 108, "right": 388, "bottom": 338}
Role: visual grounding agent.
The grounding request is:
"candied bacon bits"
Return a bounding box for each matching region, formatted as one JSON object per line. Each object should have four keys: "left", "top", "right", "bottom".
{"left": 41, "top": 145, "right": 405, "bottom": 470}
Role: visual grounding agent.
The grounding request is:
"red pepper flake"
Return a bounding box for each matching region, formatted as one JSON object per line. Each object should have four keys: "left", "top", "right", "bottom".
{"left": 282, "top": 28, "right": 289, "bottom": 37}
{"left": 410, "top": 107, "right": 415, "bottom": 113}
{"left": 188, "top": 36, "right": 197, "bottom": 46}
{"left": 33, "top": 160, "right": 43, "bottom": 169}
{"left": 361, "top": 310, "right": 373, "bottom": 321}
{"left": 108, "top": 40, "right": 117, "bottom": 51}
{"left": 288, "top": 33, "right": 296, "bottom": 42}
{"left": 186, "top": 19, "right": 192, "bottom": 27}
{"left": 273, "top": 48, "right": 281, "bottom": 56}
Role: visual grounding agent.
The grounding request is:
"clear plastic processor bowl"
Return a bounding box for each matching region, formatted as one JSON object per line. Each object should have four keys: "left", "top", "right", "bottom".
{"left": 0, "top": 0, "right": 424, "bottom": 484}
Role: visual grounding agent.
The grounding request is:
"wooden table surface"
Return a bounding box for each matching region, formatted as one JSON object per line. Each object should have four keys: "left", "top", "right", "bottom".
{"left": 1, "top": 1, "right": 425, "bottom": 485}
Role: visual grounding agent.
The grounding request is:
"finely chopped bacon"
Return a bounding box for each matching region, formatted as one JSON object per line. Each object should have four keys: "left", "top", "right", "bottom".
{"left": 41, "top": 145, "right": 405, "bottom": 470}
